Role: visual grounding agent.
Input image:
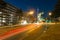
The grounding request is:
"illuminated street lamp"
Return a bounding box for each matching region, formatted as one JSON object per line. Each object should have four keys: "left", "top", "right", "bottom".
{"left": 26, "top": 9, "right": 35, "bottom": 23}
{"left": 28, "top": 10, "right": 34, "bottom": 15}
{"left": 49, "top": 12, "right": 52, "bottom": 16}
{"left": 48, "top": 12, "right": 52, "bottom": 22}
{"left": 29, "top": 11, "right": 34, "bottom": 15}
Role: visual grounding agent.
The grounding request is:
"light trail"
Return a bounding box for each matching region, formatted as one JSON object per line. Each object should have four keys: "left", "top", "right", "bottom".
{"left": 0, "top": 24, "right": 37, "bottom": 40}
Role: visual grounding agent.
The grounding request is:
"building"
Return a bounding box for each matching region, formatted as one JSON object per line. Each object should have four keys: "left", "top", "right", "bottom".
{"left": 0, "top": 0, "right": 23, "bottom": 26}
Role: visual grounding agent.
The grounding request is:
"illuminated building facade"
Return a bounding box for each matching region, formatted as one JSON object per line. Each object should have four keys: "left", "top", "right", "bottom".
{"left": 0, "top": 0, "right": 23, "bottom": 26}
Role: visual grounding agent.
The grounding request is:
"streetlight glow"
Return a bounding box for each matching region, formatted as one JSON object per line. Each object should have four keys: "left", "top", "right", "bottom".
{"left": 28, "top": 10, "right": 34, "bottom": 15}
{"left": 49, "top": 12, "right": 52, "bottom": 16}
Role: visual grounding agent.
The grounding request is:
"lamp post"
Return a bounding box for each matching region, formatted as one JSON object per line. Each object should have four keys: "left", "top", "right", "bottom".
{"left": 27, "top": 10, "right": 35, "bottom": 23}
{"left": 49, "top": 12, "right": 52, "bottom": 22}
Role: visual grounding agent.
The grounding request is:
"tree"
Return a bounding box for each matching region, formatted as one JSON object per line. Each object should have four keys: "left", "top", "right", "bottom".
{"left": 52, "top": 0, "right": 60, "bottom": 18}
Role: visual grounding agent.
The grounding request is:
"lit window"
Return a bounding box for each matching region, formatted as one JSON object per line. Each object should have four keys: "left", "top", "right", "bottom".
{"left": 2, "top": 20, "right": 6, "bottom": 22}
{"left": 10, "top": 14, "right": 13, "bottom": 16}
{"left": 3, "top": 18, "right": 6, "bottom": 20}
{"left": 0, "top": 12, "right": 2, "bottom": 14}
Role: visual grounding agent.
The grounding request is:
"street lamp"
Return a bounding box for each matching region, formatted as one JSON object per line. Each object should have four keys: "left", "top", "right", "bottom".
{"left": 48, "top": 12, "right": 52, "bottom": 22}
{"left": 26, "top": 10, "right": 35, "bottom": 23}
{"left": 49, "top": 12, "right": 52, "bottom": 16}
{"left": 28, "top": 10, "right": 34, "bottom": 15}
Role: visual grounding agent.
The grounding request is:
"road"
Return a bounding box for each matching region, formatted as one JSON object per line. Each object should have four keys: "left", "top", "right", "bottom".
{"left": 0, "top": 23, "right": 56, "bottom": 40}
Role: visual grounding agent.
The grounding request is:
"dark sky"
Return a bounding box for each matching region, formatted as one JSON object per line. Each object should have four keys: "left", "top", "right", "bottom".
{"left": 4, "top": 0, "right": 57, "bottom": 17}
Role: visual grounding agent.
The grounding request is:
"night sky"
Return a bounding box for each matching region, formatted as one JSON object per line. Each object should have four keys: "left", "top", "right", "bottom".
{"left": 4, "top": 0, "right": 57, "bottom": 17}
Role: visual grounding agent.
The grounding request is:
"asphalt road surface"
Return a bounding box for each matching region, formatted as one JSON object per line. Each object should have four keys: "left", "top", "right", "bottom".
{"left": 2, "top": 23, "right": 54, "bottom": 40}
